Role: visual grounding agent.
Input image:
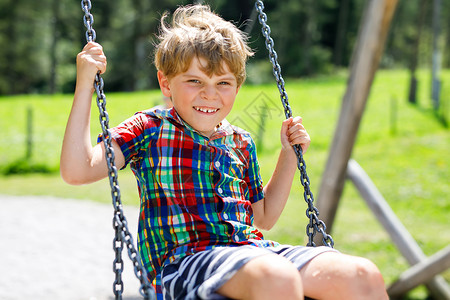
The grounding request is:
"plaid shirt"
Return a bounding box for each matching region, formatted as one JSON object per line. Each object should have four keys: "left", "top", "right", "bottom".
{"left": 106, "top": 108, "right": 277, "bottom": 280}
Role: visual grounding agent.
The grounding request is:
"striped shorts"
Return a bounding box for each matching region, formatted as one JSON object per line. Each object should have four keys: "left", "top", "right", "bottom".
{"left": 159, "top": 244, "right": 336, "bottom": 300}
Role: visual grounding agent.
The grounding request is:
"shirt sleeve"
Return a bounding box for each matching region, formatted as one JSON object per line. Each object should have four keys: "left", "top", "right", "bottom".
{"left": 244, "top": 136, "right": 265, "bottom": 204}
{"left": 97, "top": 112, "right": 159, "bottom": 170}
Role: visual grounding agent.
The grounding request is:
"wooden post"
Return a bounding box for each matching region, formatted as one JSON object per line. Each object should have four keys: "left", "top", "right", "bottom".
{"left": 388, "top": 245, "right": 450, "bottom": 298}
{"left": 26, "top": 106, "right": 33, "bottom": 160}
{"left": 315, "top": 0, "right": 398, "bottom": 235}
{"left": 347, "top": 159, "right": 450, "bottom": 299}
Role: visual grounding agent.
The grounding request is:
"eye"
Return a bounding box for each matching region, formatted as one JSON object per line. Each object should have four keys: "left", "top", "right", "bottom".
{"left": 218, "top": 81, "right": 231, "bottom": 86}
{"left": 188, "top": 79, "right": 201, "bottom": 84}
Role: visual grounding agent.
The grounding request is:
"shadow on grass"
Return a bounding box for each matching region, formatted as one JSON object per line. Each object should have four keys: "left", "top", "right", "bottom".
{"left": 2, "top": 159, "right": 58, "bottom": 175}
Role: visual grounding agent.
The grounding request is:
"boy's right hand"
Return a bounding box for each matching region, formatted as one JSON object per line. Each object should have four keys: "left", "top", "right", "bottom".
{"left": 61, "top": 41, "right": 125, "bottom": 185}
{"left": 76, "top": 42, "right": 107, "bottom": 90}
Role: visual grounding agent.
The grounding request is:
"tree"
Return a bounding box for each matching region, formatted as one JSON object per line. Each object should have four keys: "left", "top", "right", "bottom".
{"left": 0, "top": 0, "right": 449, "bottom": 94}
{"left": 408, "top": 0, "right": 428, "bottom": 104}
{"left": 333, "top": 0, "right": 350, "bottom": 66}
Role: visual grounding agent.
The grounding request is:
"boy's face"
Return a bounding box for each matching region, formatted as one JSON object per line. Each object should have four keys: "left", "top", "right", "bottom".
{"left": 158, "top": 57, "right": 240, "bottom": 138}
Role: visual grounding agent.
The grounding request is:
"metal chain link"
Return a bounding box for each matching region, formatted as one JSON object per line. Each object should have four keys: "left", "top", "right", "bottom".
{"left": 255, "top": 0, "right": 334, "bottom": 248}
{"left": 80, "top": 1, "right": 155, "bottom": 299}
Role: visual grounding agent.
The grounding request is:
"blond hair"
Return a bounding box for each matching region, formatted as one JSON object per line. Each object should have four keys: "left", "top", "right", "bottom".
{"left": 154, "top": 5, "right": 253, "bottom": 86}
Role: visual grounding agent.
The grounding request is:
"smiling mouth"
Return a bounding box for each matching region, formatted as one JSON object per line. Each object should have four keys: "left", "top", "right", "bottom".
{"left": 194, "top": 106, "right": 219, "bottom": 113}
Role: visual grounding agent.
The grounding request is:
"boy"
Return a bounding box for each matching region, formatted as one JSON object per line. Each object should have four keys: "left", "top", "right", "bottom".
{"left": 61, "top": 5, "right": 388, "bottom": 300}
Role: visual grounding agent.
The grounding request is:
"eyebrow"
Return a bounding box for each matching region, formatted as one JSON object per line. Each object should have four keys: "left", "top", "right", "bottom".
{"left": 182, "top": 73, "right": 236, "bottom": 82}
{"left": 218, "top": 75, "right": 237, "bottom": 82}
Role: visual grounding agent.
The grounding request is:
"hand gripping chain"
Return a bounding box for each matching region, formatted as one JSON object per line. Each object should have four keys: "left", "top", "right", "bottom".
{"left": 255, "top": 0, "right": 334, "bottom": 248}
{"left": 80, "top": 1, "right": 155, "bottom": 299}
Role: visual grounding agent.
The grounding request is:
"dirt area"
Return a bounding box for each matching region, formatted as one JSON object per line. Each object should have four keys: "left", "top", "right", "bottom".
{"left": 0, "top": 194, "right": 146, "bottom": 300}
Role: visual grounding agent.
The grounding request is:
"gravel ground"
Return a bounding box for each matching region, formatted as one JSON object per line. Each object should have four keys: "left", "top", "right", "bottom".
{"left": 0, "top": 194, "right": 147, "bottom": 300}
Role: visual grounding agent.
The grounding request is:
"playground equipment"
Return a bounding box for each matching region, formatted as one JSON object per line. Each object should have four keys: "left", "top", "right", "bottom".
{"left": 315, "top": 0, "right": 450, "bottom": 298}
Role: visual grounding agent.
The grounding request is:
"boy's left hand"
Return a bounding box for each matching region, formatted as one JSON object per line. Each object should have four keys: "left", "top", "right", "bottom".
{"left": 280, "top": 116, "right": 311, "bottom": 154}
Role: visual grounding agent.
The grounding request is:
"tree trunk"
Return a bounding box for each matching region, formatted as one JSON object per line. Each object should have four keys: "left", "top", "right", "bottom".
{"left": 5, "top": 0, "right": 19, "bottom": 94}
{"left": 408, "top": 0, "right": 427, "bottom": 104}
{"left": 49, "top": 0, "right": 60, "bottom": 94}
{"left": 431, "top": 0, "right": 442, "bottom": 110}
{"left": 333, "top": 0, "right": 351, "bottom": 67}
{"left": 301, "top": 0, "right": 315, "bottom": 75}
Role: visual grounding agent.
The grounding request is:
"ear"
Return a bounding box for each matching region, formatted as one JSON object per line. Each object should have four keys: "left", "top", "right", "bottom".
{"left": 157, "top": 70, "right": 171, "bottom": 97}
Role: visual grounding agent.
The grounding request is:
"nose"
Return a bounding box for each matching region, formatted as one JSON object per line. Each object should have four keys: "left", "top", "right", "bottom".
{"left": 201, "top": 84, "right": 218, "bottom": 100}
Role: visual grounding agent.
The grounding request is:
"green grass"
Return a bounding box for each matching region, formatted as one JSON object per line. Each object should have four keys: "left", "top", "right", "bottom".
{"left": 0, "top": 69, "right": 449, "bottom": 299}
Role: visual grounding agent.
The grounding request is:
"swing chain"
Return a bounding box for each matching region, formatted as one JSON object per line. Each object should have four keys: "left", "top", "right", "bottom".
{"left": 81, "top": 1, "right": 155, "bottom": 299}
{"left": 81, "top": 0, "right": 96, "bottom": 43}
{"left": 113, "top": 214, "right": 125, "bottom": 295}
{"left": 255, "top": 0, "right": 334, "bottom": 248}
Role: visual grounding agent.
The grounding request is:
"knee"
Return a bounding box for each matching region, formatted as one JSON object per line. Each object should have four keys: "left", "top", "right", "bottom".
{"left": 300, "top": 252, "right": 387, "bottom": 300}
{"left": 249, "top": 256, "right": 303, "bottom": 299}
{"left": 350, "top": 257, "right": 388, "bottom": 299}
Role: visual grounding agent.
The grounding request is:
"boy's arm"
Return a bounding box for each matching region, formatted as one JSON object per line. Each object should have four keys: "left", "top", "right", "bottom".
{"left": 252, "top": 117, "right": 310, "bottom": 230}
{"left": 60, "top": 42, "right": 125, "bottom": 185}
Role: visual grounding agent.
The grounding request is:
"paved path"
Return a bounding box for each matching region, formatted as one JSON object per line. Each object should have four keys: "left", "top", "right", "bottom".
{"left": 0, "top": 194, "right": 145, "bottom": 300}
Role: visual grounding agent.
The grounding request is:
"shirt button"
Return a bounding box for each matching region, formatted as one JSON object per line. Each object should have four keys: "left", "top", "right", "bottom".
{"left": 223, "top": 213, "right": 229, "bottom": 220}
{"left": 215, "top": 161, "right": 221, "bottom": 168}
{"left": 234, "top": 236, "right": 240, "bottom": 242}
{"left": 218, "top": 187, "right": 223, "bottom": 194}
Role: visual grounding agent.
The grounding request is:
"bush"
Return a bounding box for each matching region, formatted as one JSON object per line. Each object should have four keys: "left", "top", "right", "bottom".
{"left": 3, "top": 159, "right": 57, "bottom": 175}
{"left": 246, "top": 60, "right": 276, "bottom": 85}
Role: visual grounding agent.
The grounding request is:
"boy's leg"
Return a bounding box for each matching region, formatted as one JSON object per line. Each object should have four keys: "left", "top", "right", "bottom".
{"left": 218, "top": 251, "right": 388, "bottom": 300}
{"left": 161, "top": 246, "right": 307, "bottom": 300}
{"left": 216, "top": 254, "right": 304, "bottom": 300}
{"left": 161, "top": 245, "right": 386, "bottom": 299}
{"left": 299, "top": 252, "right": 388, "bottom": 300}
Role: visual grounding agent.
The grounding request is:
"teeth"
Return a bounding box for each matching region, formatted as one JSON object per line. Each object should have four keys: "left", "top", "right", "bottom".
{"left": 195, "top": 107, "right": 218, "bottom": 113}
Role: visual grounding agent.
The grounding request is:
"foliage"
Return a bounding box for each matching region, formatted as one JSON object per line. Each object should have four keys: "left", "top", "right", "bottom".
{"left": 1, "top": 0, "right": 450, "bottom": 94}
{"left": 3, "top": 159, "right": 56, "bottom": 175}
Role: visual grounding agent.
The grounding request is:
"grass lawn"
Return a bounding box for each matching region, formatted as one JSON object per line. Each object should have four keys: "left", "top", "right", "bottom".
{"left": 0, "top": 69, "right": 449, "bottom": 299}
